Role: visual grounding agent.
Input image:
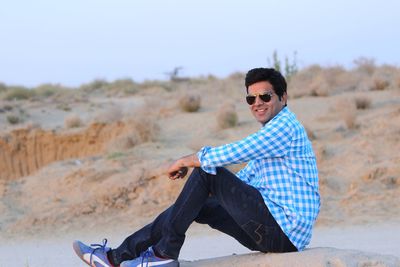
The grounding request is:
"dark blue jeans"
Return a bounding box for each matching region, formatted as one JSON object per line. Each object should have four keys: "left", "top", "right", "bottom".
{"left": 110, "top": 167, "right": 296, "bottom": 264}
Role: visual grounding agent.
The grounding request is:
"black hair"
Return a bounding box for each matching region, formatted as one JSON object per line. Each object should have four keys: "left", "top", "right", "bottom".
{"left": 245, "top": 68, "right": 287, "bottom": 100}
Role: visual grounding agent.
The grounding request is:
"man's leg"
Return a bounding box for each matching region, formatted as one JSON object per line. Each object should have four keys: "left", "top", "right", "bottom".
{"left": 195, "top": 195, "right": 297, "bottom": 253}
{"left": 108, "top": 206, "right": 174, "bottom": 264}
{"left": 111, "top": 167, "right": 296, "bottom": 264}
{"left": 111, "top": 167, "right": 227, "bottom": 263}
{"left": 195, "top": 197, "right": 262, "bottom": 251}
{"left": 154, "top": 167, "right": 296, "bottom": 259}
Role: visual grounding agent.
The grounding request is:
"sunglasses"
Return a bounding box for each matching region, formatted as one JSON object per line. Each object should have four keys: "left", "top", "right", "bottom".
{"left": 245, "top": 91, "right": 274, "bottom": 105}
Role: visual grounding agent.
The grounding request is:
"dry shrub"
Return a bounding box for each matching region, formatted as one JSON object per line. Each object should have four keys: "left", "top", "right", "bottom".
{"left": 227, "top": 72, "right": 245, "bottom": 81}
{"left": 24, "top": 121, "right": 41, "bottom": 130}
{"left": 353, "top": 57, "right": 376, "bottom": 75}
{"left": 304, "top": 126, "right": 316, "bottom": 140}
{"left": 123, "top": 107, "right": 160, "bottom": 143}
{"left": 343, "top": 111, "right": 356, "bottom": 129}
{"left": 157, "top": 106, "right": 176, "bottom": 118}
{"left": 372, "top": 78, "right": 389, "bottom": 91}
{"left": 107, "top": 131, "right": 141, "bottom": 152}
{"left": 64, "top": 114, "right": 83, "bottom": 128}
{"left": 372, "top": 65, "right": 400, "bottom": 90}
{"left": 396, "top": 75, "right": 400, "bottom": 88}
{"left": 93, "top": 105, "right": 123, "bottom": 124}
{"left": 334, "top": 99, "right": 357, "bottom": 130}
{"left": 216, "top": 102, "right": 238, "bottom": 129}
{"left": 288, "top": 65, "right": 342, "bottom": 98}
{"left": 288, "top": 65, "right": 323, "bottom": 98}
{"left": 288, "top": 63, "right": 400, "bottom": 97}
{"left": 354, "top": 96, "right": 371, "bottom": 110}
{"left": 362, "top": 167, "right": 386, "bottom": 182}
{"left": 126, "top": 117, "right": 157, "bottom": 143}
{"left": 310, "top": 88, "right": 329, "bottom": 97}
{"left": 309, "top": 76, "right": 329, "bottom": 97}
{"left": 314, "top": 144, "right": 326, "bottom": 165}
{"left": 107, "top": 107, "right": 160, "bottom": 153}
{"left": 179, "top": 93, "right": 201, "bottom": 112}
{"left": 392, "top": 70, "right": 400, "bottom": 89}
{"left": 361, "top": 167, "right": 399, "bottom": 189}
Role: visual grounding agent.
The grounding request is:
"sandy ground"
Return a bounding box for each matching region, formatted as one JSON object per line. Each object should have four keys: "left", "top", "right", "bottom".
{"left": 0, "top": 222, "right": 399, "bottom": 267}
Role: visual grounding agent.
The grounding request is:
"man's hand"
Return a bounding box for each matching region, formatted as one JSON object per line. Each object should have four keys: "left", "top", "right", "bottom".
{"left": 166, "top": 154, "right": 200, "bottom": 180}
{"left": 169, "top": 166, "right": 189, "bottom": 180}
{"left": 167, "top": 159, "right": 189, "bottom": 180}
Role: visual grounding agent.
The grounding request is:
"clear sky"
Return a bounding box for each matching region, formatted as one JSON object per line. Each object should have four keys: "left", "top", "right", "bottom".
{"left": 1, "top": 0, "right": 399, "bottom": 87}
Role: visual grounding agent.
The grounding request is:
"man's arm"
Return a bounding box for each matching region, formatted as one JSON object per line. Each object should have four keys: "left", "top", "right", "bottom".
{"left": 167, "top": 153, "right": 200, "bottom": 180}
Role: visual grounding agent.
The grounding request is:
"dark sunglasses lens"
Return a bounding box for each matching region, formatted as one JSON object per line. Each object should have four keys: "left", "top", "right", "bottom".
{"left": 259, "top": 94, "right": 272, "bottom": 102}
{"left": 246, "top": 96, "right": 256, "bottom": 105}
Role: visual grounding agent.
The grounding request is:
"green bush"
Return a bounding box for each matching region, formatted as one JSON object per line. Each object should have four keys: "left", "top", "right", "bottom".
{"left": 56, "top": 103, "right": 72, "bottom": 111}
{"left": 34, "top": 83, "right": 69, "bottom": 97}
{"left": 6, "top": 114, "right": 21, "bottom": 124}
{"left": 79, "top": 79, "right": 109, "bottom": 93}
{"left": 3, "top": 86, "right": 35, "bottom": 100}
{"left": 268, "top": 50, "right": 298, "bottom": 81}
{"left": 108, "top": 78, "right": 138, "bottom": 95}
{"left": 0, "top": 82, "right": 7, "bottom": 93}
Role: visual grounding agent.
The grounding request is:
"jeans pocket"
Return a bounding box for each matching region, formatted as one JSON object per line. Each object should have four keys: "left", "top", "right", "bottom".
{"left": 240, "top": 220, "right": 274, "bottom": 251}
{"left": 240, "top": 220, "right": 295, "bottom": 252}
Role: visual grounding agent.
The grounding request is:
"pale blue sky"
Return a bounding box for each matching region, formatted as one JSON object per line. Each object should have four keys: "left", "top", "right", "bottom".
{"left": 1, "top": 0, "right": 399, "bottom": 87}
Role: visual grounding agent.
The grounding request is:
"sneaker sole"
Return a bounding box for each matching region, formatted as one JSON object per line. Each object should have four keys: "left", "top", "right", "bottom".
{"left": 73, "top": 241, "right": 93, "bottom": 267}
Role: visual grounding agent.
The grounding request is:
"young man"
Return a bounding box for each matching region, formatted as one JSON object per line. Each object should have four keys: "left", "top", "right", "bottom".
{"left": 73, "top": 68, "right": 320, "bottom": 267}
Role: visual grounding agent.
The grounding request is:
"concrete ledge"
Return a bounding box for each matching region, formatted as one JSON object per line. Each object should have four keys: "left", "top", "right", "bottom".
{"left": 181, "top": 247, "right": 400, "bottom": 267}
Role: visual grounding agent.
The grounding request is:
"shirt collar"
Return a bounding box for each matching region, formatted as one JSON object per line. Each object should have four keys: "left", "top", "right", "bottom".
{"left": 262, "top": 106, "right": 289, "bottom": 127}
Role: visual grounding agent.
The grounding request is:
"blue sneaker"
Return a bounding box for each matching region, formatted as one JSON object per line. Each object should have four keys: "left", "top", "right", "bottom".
{"left": 120, "top": 247, "right": 179, "bottom": 267}
{"left": 73, "top": 239, "right": 114, "bottom": 267}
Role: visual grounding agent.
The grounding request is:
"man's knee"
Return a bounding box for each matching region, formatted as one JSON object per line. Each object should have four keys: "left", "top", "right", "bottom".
{"left": 191, "top": 167, "right": 215, "bottom": 181}
{"left": 190, "top": 167, "right": 206, "bottom": 180}
{"left": 186, "top": 167, "right": 211, "bottom": 188}
{"left": 192, "top": 167, "right": 203, "bottom": 174}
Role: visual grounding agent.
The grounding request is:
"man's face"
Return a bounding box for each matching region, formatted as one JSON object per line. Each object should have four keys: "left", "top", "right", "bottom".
{"left": 247, "top": 81, "right": 287, "bottom": 125}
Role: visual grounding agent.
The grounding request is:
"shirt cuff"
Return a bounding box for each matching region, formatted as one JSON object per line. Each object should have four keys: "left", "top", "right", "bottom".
{"left": 196, "top": 146, "right": 217, "bottom": 175}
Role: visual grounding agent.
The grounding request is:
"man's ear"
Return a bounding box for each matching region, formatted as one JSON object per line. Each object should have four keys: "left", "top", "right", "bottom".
{"left": 281, "top": 92, "right": 288, "bottom": 106}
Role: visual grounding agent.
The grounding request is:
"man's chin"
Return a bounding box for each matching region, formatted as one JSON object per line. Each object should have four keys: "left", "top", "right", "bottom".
{"left": 257, "top": 118, "right": 268, "bottom": 125}
{"left": 252, "top": 113, "right": 270, "bottom": 125}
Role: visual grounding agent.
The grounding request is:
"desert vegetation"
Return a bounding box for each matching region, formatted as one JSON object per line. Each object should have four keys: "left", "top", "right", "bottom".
{"left": 354, "top": 96, "right": 372, "bottom": 110}
{"left": 64, "top": 113, "right": 83, "bottom": 128}
{"left": 0, "top": 58, "right": 399, "bottom": 237}
{"left": 216, "top": 102, "right": 238, "bottom": 129}
{"left": 178, "top": 92, "right": 202, "bottom": 112}
{"left": 0, "top": 58, "right": 398, "bottom": 104}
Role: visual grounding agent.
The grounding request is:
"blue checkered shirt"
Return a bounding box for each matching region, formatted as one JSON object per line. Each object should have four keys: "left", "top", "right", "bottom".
{"left": 197, "top": 107, "right": 320, "bottom": 250}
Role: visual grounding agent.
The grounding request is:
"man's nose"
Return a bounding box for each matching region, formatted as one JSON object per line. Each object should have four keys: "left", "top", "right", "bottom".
{"left": 254, "top": 95, "right": 264, "bottom": 105}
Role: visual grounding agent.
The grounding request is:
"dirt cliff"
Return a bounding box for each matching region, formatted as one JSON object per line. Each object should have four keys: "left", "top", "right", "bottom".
{"left": 0, "top": 122, "right": 128, "bottom": 180}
